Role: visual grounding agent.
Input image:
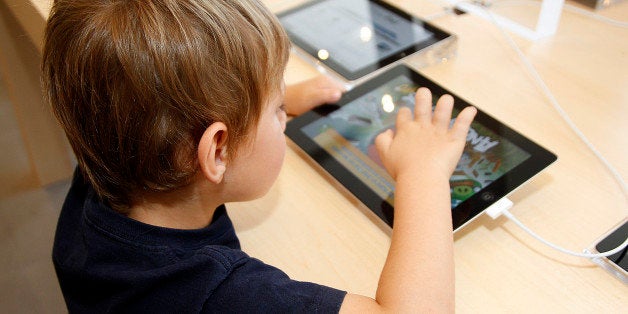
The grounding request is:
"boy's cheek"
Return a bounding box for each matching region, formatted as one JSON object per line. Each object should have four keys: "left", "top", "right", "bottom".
{"left": 280, "top": 117, "right": 287, "bottom": 132}
{"left": 277, "top": 113, "right": 287, "bottom": 132}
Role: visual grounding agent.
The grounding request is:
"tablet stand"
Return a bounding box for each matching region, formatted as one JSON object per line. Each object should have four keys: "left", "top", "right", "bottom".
{"left": 445, "top": 0, "right": 564, "bottom": 41}
{"left": 290, "top": 34, "right": 458, "bottom": 91}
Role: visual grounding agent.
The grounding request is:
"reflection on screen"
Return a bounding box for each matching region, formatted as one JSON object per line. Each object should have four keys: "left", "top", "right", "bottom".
{"left": 301, "top": 75, "right": 532, "bottom": 208}
{"left": 280, "top": 0, "right": 434, "bottom": 72}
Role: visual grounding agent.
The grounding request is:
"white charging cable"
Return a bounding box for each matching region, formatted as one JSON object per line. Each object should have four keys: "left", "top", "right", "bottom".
{"left": 486, "top": 198, "right": 628, "bottom": 258}
{"left": 502, "top": 209, "right": 628, "bottom": 258}
{"left": 480, "top": 5, "right": 628, "bottom": 201}
{"left": 491, "top": 0, "right": 628, "bottom": 28}
{"left": 464, "top": 3, "right": 628, "bottom": 259}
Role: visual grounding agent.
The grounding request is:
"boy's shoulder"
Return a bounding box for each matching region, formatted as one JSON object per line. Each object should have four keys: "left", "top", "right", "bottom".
{"left": 52, "top": 169, "right": 346, "bottom": 312}
{"left": 53, "top": 168, "right": 243, "bottom": 263}
{"left": 51, "top": 169, "right": 239, "bottom": 310}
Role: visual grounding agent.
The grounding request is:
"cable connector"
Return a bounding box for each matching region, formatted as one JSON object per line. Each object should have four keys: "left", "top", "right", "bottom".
{"left": 485, "top": 197, "right": 514, "bottom": 219}
{"left": 485, "top": 199, "right": 628, "bottom": 258}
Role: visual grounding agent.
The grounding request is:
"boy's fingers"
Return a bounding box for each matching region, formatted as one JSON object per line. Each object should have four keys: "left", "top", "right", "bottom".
{"left": 375, "top": 129, "right": 394, "bottom": 157}
{"left": 433, "top": 94, "right": 454, "bottom": 129}
{"left": 321, "top": 88, "right": 343, "bottom": 104}
{"left": 414, "top": 87, "right": 432, "bottom": 123}
{"left": 396, "top": 106, "right": 413, "bottom": 125}
{"left": 285, "top": 75, "right": 346, "bottom": 115}
{"left": 305, "top": 88, "right": 342, "bottom": 109}
{"left": 311, "top": 76, "right": 346, "bottom": 101}
{"left": 311, "top": 74, "right": 346, "bottom": 91}
{"left": 451, "top": 106, "right": 477, "bottom": 139}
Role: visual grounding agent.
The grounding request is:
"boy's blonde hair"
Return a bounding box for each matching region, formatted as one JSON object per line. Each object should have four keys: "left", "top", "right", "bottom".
{"left": 42, "top": 0, "right": 290, "bottom": 212}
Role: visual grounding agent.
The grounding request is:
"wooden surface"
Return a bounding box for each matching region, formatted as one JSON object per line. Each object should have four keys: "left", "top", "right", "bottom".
{"left": 5, "top": 0, "right": 627, "bottom": 312}
{"left": 0, "top": 0, "right": 73, "bottom": 185}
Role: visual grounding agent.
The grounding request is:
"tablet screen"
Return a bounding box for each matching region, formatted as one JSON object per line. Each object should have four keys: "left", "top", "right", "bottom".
{"left": 286, "top": 65, "right": 557, "bottom": 230}
{"left": 300, "top": 74, "right": 531, "bottom": 209}
{"left": 278, "top": 0, "right": 451, "bottom": 80}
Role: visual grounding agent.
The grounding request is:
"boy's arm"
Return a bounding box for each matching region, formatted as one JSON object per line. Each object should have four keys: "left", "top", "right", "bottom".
{"left": 340, "top": 88, "right": 477, "bottom": 313}
{"left": 284, "top": 75, "right": 344, "bottom": 116}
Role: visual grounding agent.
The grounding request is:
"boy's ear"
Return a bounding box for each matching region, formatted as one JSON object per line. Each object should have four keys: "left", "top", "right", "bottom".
{"left": 198, "top": 122, "right": 228, "bottom": 184}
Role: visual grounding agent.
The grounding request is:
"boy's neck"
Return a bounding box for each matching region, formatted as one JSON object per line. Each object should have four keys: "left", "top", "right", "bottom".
{"left": 126, "top": 180, "right": 223, "bottom": 230}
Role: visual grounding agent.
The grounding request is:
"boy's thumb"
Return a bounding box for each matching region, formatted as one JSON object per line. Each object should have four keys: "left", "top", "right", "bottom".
{"left": 375, "top": 129, "right": 394, "bottom": 156}
{"left": 319, "top": 88, "right": 342, "bottom": 104}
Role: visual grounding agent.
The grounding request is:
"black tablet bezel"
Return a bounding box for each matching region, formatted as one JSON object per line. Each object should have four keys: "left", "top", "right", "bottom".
{"left": 277, "top": 0, "right": 453, "bottom": 81}
{"left": 286, "top": 65, "right": 557, "bottom": 230}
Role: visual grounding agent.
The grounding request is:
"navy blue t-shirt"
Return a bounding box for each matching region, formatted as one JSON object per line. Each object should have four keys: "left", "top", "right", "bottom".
{"left": 52, "top": 170, "right": 347, "bottom": 313}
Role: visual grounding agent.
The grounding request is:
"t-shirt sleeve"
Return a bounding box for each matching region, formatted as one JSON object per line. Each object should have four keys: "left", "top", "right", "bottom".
{"left": 202, "top": 254, "right": 347, "bottom": 313}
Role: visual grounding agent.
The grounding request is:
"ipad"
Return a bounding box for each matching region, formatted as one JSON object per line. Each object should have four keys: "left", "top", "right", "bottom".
{"left": 586, "top": 219, "right": 628, "bottom": 284}
{"left": 277, "top": 0, "right": 453, "bottom": 82}
{"left": 286, "top": 65, "right": 557, "bottom": 231}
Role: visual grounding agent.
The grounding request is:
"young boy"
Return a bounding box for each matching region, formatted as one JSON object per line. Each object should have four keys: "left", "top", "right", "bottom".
{"left": 43, "top": 0, "right": 476, "bottom": 313}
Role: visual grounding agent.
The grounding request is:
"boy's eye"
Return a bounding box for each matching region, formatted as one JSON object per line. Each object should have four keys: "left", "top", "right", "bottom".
{"left": 278, "top": 104, "right": 287, "bottom": 113}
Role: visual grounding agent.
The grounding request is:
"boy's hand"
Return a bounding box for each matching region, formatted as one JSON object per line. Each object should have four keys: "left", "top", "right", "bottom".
{"left": 284, "top": 75, "right": 345, "bottom": 116}
{"left": 375, "top": 87, "right": 477, "bottom": 181}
